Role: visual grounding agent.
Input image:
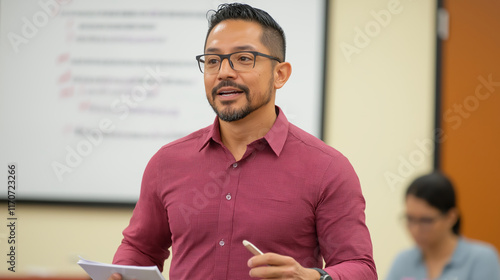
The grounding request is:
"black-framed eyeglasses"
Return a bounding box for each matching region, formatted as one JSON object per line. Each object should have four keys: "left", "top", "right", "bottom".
{"left": 195, "top": 51, "right": 282, "bottom": 74}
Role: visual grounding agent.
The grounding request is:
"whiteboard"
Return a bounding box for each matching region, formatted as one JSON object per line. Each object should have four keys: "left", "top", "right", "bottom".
{"left": 0, "top": 0, "right": 327, "bottom": 204}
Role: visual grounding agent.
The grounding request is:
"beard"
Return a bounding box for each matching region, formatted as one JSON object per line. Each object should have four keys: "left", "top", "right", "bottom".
{"left": 208, "top": 79, "right": 273, "bottom": 122}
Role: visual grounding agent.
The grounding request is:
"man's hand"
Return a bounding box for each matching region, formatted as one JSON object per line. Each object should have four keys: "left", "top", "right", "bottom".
{"left": 247, "top": 253, "right": 321, "bottom": 280}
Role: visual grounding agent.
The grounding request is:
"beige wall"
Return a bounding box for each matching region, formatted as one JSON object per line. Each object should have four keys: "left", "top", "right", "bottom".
{"left": 0, "top": 0, "right": 436, "bottom": 279}
{"left": 0, "top": 204, "right": 146, "bottom": 278}
{"left": 325, "top": 0, "right": 436, "bottom": 277}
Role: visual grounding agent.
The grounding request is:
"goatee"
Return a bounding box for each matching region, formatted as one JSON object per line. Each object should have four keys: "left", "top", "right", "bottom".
{"left": 209, "top": 80, "right": 251, "bottom": 122}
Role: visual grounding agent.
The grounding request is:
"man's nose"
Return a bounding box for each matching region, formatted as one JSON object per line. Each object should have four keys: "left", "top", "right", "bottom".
{"left": 217, "top": 58, "right": 237, "bottom": 79}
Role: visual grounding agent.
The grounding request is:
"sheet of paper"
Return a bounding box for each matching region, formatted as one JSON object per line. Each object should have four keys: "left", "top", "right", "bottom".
{"left": 77, "top": 257, "right": 165, "bottom": 280}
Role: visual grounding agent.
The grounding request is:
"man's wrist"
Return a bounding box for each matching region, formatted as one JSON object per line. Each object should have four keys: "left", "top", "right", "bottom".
{"left": 306, "top": 268, "right": 322, "bottom": 280}
{"left": 309, "top": 268, "right": 332, "bottom": 280}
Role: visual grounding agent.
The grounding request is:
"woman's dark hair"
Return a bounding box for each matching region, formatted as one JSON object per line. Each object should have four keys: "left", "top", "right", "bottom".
{"left": 204, "top": 3, "right": 286, "bottom": 62}
{"left": 406, "top": 172, "right": 461, "bottom": 235}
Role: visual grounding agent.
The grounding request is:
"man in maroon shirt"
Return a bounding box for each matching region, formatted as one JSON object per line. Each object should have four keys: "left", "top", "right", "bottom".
{"left": 110, "top": 3, "right": 377, "bottom": 280}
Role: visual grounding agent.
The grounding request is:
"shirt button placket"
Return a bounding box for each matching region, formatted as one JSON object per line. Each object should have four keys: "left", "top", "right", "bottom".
{"left": 214, "top": 161, "right": 240, "bottom": 278}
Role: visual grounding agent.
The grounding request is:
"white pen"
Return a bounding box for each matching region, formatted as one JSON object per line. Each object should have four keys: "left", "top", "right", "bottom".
{"left": 242, "top": 240, "right": 264, "bottom": 256}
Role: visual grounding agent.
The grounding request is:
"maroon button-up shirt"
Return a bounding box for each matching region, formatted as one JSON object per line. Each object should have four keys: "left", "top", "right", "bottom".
{"left": 113, "top": 107, "right": 377, "bottom": 279}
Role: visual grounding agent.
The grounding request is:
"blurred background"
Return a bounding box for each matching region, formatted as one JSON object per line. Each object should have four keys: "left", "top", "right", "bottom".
{"left": 0, "top": 0, "right": 498, "bottom": 279}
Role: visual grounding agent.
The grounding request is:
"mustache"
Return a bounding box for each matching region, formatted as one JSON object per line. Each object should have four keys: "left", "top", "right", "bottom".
{"left": 211, "top": 80, "right": 249, "bottom": 97}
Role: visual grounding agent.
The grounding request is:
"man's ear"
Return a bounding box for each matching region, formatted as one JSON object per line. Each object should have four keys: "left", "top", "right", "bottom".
{"left": 273, "top": 62, "right": 292, "bottom": 89}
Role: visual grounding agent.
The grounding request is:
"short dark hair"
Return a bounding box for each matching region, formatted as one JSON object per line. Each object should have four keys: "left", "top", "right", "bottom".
{"left": 204, "top": 3, "right": 286, "bottom": 62}
{"left": 406, "top": 172, "right": 461, "bottom": 235}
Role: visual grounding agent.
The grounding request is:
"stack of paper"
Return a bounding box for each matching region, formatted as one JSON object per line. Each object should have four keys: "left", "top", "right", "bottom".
{"left": 78, "top": 257, "right": 165, "bottom": 280}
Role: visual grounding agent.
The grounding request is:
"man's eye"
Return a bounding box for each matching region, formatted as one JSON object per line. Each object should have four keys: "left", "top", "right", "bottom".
{"left": 207, "top": 58, "right": 219, "bottom": 65}
{"left": 238, "top": 55, "right": 253, "bottom": 62}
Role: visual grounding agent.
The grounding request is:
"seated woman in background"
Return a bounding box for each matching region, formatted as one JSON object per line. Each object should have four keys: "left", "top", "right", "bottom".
{"left": 386, "top": 172, "right": 500, "bottom": 280}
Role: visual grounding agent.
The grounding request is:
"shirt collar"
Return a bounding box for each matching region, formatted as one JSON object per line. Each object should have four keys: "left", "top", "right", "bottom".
{"left": 198, "top": 116, "right": 222, "bottom": 151}
{"left": 198, "top": 106, "right": 289, "bottom": 157}
{"left": 263, "top": 106, "right": 289, "bottom": 156}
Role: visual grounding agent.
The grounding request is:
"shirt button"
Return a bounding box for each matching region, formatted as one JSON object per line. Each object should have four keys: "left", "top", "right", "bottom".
{"left": 226, "top": 193, "right": 232, "bottom": 200}
{"left": 219, "top": 240, "right": 225, "bottom": 246}
{"left": 232, "top": 163, "right": 238, "bottom": 168}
